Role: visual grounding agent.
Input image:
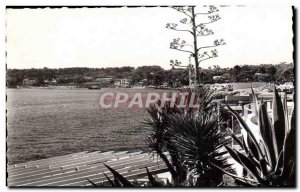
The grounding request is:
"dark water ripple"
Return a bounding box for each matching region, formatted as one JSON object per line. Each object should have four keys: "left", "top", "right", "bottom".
{"left": 7, "top": 83, "right": 266, "bottom": 165}
{"left": 7, "top": 88, "right": 154, "bottom": 164}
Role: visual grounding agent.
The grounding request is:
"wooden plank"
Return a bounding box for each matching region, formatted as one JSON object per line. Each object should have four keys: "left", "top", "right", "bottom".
{"left": 88, "top": 167, "right": 169, "bottom": 187}
{"left": 13, "top": 154, "right": 154, "bottom": 186}
{"left": 8, "top": 151, "right": 89, "bottom": 169}
{"left": 8, "top": 151, "right": 122, "bottom": 176}
{"left": 8, "top": 151, "right": 105, "bottom": 176}
{"left": 8, "top": 151, "right": 136, "bottom": 181}
{"left": 8, "top": 151, "right": 145, "bottom": 185}
{"left": 47, "top": 160, "right": 167, "bottom": 186}
{"left": 9, "top": 152, "right": 147, "bottom": 186}
{"left": 66, "top": 162, "right": 168, "bottom": 187}
{"left": 8, "top": 151, "right": 111, "bottom": 172}
{"left": 8, "top": 151, "right": 102, "bottom": 173}
{"left": 17, "top": 155, "right": 163, "bottom": 186}
{"left": 8, "top": 151, "right": 133, "bottom": 180}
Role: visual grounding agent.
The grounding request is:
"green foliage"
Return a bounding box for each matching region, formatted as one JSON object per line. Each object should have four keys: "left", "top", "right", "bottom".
{"left": 166, "top": 112, "right": 234, "bottom": 186}
{"left": 88, "top": 165, "right": 167, "bottom": 187}
{"left": 220, "top": 88, "right": 295, "bottom": 186}
{"left": 145, "top": 86, "right": 234, "bottom": 186}
{"left": 131, "top": 66, "right": 164, "bottom": 84}
{"left": 103, "top": 164, "right": 134, "bottom": 187}
{"left": 90, "top": 87, "right": 235, "bottom": 187}
{"left": 6, "top": 66, "right": 135, "bottom": 87}
{"left": 6, "top": 63, "right": 293, "bottom": 88}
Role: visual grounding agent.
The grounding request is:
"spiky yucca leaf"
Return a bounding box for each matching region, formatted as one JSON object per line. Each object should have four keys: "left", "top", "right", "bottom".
{"left": 226, "top": 104, "right": 264, "bottom": 158}
{"left": 241, "top": 136, "right": 249, "bottom": 154}
{"left": 225, "top": 145, "right": 261, "bottom": 182}
{"left": 281, "top": 109, "right": 295, "bottom": 181}
{"left": 258, "top": 104, "right": 277, "bottom": 170}
{"left": 227, "top": 128, "right": 244, "bottom": 150}
{"left": 87, "top": 179, "right": 100, "bottom": 187}
{"left": 104, "top": 164, "right": 134, "bottom": 187}
{"left": 144, "top": 105, "right": 181, "bottom": 182}
{"left": 146, "top": 167, "right": 164, "bottom": 187}
{"left": 224, "top": 145, "right": 242, "bottom": 165}
{"left": 274, "top": 150, "right": 283, "bottom": 175}
{"left": 103, "top": 173, "right": 117, "bottom": 187}
{"left": 251, "top": 87, "right": 259, "bottom": 118}
{"left": 234, "top": 178, "right": 256, "bottom": 187}
{"left": 165, "top": 112, "right": 234, "bottom": 186}
{"left": 282, "top": 92, "right": 290, "bottom": 134}
{"left": 144, "top": 86, "right": 231, "bottom": 186}
{"left": 272, "top": 88, "right": 286, "bottom": 155}
{"left": 246, "top": 133, "right": 260, "bottom": 161}
{"left": 223, "top": 88, "right": 295, "bottom": 186}
{"left": 259, "top": 158, "right": 268, "bottom": 176}
{"left": 235, "top": 150, "right": 262, "bottom": 182}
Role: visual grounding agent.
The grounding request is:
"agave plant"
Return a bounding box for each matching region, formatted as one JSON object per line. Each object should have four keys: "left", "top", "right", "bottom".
{"left": 90, "top": 87, "right": 234, "bottom": 187}
{"left": 213, "top": 88, "right": 295, "bottom": 186}
{"left": 87, "top": 87, "right": 238, "bottom": 187}
{"left": 145, "top": 86, "right": 235, "bottom": 186}
{"left": 88, "top": 164, "right": 167, "bottom": 187}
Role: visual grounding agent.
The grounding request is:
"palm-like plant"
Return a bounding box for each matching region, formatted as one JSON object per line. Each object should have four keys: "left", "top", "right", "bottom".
{"left": 145, "top": 86, "right": 235, "bottom": 186}
{"left": 214, "top": 88, "right": 295, "bottom": 186}
{"left": 95, "top": 111, "right": 234, "bottom": 187}
{"left": 145, "top": 97, "right": 187, "bottom": 185}
{"left": 166, "top": 112, "right": 234, "bottom": 186}
{"left": 88, "top": 87, "right": 238, "bottom": 187}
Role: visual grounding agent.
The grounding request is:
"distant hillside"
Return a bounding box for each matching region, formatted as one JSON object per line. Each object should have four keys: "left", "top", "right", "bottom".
{"left": 6, "top": 63, "right": 294, "bottom": 88}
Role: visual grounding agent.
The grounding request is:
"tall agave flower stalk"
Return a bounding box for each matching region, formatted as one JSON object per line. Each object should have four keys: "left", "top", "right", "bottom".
{"left": 213, "top": 88, "right": 295, "bottom": 186}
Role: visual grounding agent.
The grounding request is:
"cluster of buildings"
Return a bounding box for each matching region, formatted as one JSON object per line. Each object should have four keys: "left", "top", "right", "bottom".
{"left": 22, "top": 79, "right": 36, "bottom": 86}
{"left": 212, "top": 72, "right": 271, "bottom": 83}
{"left": 22, "top": 79, "right": 58, "bottom": 86}
{"left": 113, "top": 78, "right": 130, "bottom": 87}
{"left": 22, "top": 77, "right": 131, "bottom": 88}
{"left": 82, "top": 78, "right": 130, "bottom": 88}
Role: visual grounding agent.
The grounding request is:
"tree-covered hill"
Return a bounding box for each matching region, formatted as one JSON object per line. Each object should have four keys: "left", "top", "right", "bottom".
{"left": 6, "top": 63, "right": 294, "bottom": 88}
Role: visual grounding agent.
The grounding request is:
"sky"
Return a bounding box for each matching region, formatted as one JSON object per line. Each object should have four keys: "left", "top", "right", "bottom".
{"left": 6, "top": 6, "right": 293, "bottom": 69}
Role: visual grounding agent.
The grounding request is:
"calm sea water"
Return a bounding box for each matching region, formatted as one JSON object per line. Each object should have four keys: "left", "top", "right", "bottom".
{"left": 7, "top": 88, "right": 161, "bottom": 164}
{"left": 6, "top": 82, "right": 266, "bottom": 165}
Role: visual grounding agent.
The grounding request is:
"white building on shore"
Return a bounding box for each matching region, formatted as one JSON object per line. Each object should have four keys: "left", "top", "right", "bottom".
{"left": 114, "top": 78, "right": 130, "bottom": 88}
{"left": 22, "top": 78, "right": 36, "bottom": 86}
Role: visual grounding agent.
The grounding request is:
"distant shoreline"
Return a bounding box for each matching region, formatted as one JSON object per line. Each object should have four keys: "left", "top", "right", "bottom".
{"left": 6, "top": 82, "right": 268, "bottom": 90}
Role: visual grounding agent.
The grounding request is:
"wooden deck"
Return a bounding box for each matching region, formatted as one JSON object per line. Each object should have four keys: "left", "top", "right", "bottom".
{"left": 7, "top": 151, "right": 168, "bottom": 187}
